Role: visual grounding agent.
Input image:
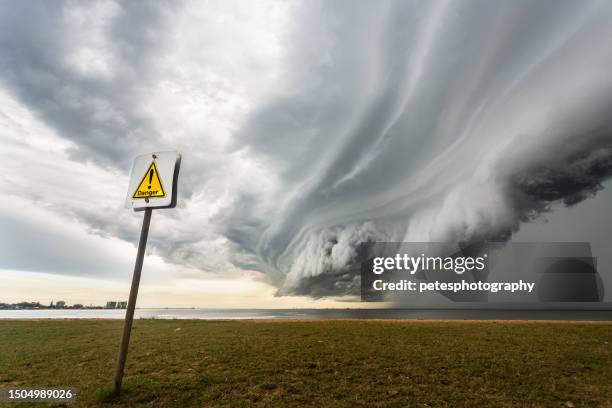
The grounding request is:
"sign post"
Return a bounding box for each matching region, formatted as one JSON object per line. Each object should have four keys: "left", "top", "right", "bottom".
{"left": 113, "top": 207, "right": 151, "bottom": 393}
{"left": 113, "top": 151, "right": 181, "bottom": 394}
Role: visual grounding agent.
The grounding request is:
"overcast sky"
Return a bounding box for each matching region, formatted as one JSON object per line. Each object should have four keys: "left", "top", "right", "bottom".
{"left": 1, "top": 0, "right": 612, "bottom": 307}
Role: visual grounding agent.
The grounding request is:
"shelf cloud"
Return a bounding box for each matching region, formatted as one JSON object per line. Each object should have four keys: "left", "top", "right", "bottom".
{"left": 1, "top": 0, "right": 612, "bottom": 298}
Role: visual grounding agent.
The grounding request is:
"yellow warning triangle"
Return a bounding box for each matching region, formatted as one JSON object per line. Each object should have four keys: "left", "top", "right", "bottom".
{"left": 132, "top": 161, "right": 166, "bottom": 199}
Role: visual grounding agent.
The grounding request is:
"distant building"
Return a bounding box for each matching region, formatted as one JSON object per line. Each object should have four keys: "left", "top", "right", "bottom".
{"left": 50, "top": 300, "right": 54, "bottom": 308}
{"left": 106, "top": 301, "right": 117, "bottom": 309}
{"left": 55, "top": 300, "right": 66, "bottom": 308}
{"left": 117, "top": 301, "right": 127, "bottom": 309}
{"left": 73, "top": 304, "right": 83, "bottom": 309}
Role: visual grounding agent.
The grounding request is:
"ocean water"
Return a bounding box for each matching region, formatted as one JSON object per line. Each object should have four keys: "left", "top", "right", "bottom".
{"left": 1, "top": 306, "right": 612, "bottom": 320}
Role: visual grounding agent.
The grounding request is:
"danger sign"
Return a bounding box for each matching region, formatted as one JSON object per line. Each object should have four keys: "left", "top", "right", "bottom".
{"left": 125, "top": 151, "right": 181, "bottom": 210}
{"left": 132, "top": 161, "right": 166, "bottom": 199}
{"left": 116, "top": 150, "right": 181, "bottom": 393}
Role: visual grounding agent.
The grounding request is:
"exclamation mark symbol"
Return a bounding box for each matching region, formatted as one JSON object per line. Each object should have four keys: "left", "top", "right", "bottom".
{"left": 147, "top": 168, "right": 154, "bottom": 190}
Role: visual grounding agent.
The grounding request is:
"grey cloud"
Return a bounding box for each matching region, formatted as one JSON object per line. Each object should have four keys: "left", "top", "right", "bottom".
{"left": 511, "top": 138, "right": 612, "bottom": 209}
{"left": 3, "top": 0, "right": 612, "bottom": 300}
{"left": 0, "top": 202, "right": 130, "bottom": 278}
{"left": 0, "top": 1, "right": 237, "bottom": 278}
{"left": 0, "top": 1, "right": 175, "bottom": 169}
{"left": 225, "top": 0, "right": 612, "bottom": 296}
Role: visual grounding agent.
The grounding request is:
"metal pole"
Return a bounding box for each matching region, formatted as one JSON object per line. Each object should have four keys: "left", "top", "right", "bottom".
{"left": 113, "top": 207, "right": 152, "bottom": 394}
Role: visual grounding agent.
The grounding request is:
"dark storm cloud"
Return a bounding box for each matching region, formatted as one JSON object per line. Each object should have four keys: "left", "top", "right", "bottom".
{"left": 3, "top": 0, "right": 612, "bottom": 298}
{"left": 512, "top": 141, "right": 612, "bottom": 210}
{"left": 225, "top": 0, "right": 612, "bottom": 296}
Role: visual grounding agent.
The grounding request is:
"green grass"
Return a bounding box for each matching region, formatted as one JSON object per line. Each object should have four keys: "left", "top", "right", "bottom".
{"left": 0, "top": 319, "right": 611, "bottom": 407}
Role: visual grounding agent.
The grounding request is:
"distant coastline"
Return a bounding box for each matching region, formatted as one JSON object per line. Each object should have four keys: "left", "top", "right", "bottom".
{"left": 0, "top": 301, "right": 125, "bottom": 310}
{"left": 1, "top": 306, "right": 612, "bottom": 321}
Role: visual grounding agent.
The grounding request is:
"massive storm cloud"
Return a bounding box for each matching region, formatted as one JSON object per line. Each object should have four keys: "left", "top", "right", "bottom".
{"left": 242, "top": 0, "right": 612, "bottom": 296}
{"left": 1, "top": 0, "right": 612, "bottom": 298}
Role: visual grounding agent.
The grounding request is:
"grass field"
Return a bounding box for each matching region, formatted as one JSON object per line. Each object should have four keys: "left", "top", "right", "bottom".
{"left": 1, "top": 319, "right": 611, "bottom": 407}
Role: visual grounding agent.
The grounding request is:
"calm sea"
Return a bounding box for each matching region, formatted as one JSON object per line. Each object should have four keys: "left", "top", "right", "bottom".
{"left": 1, "top": 306, "right": 612, "bottom": 320}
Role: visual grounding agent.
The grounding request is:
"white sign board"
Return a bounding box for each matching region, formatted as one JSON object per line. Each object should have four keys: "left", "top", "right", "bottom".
{"left": 125, "top": 151, "right": 181, "bottom": 211}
